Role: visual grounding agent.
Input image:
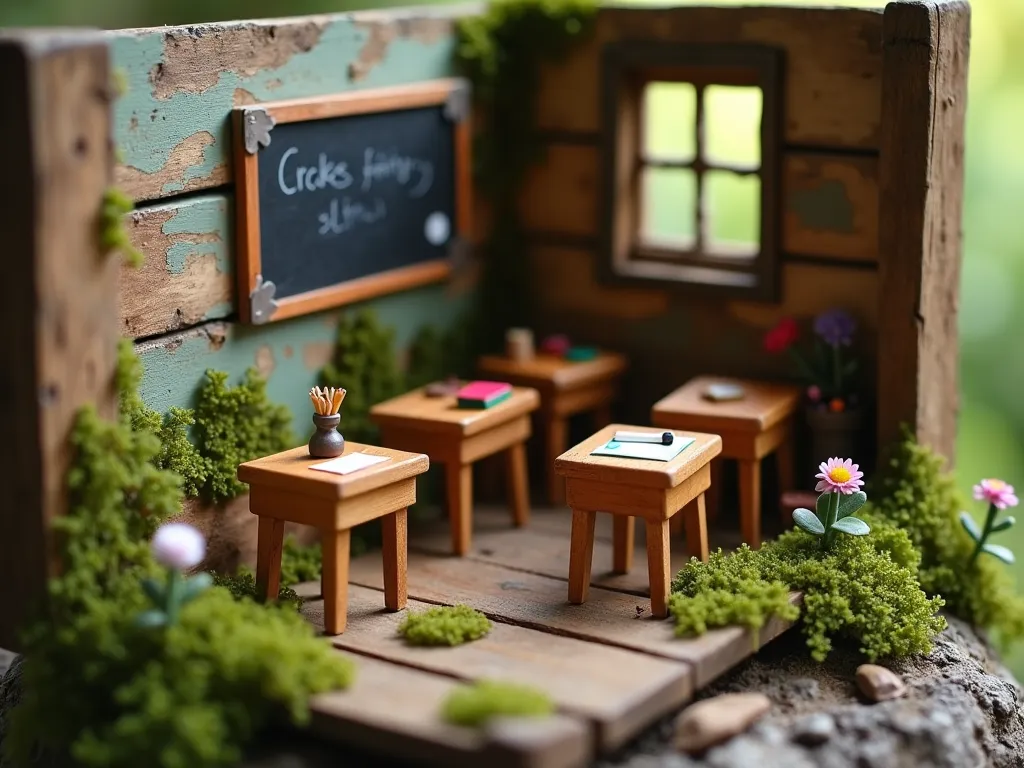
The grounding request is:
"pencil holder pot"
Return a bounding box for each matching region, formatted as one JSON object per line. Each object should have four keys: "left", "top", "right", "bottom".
{"left": 309, "top": 413, "right": 345, "bottom": 458}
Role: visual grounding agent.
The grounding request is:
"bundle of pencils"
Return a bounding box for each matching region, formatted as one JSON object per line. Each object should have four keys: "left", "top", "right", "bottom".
{"left": 309, "top": 386, "right": 346, "bottom": 416}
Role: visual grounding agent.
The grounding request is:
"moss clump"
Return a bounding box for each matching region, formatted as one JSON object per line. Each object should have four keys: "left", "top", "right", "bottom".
{"left": 5, "top": 329, "right": 351, "bottom": 768}
{"left": 191, "top": 368, "right": 294, "bottom": 503}
{"left": 211, "top": 570, "right": 302, "bottom": 610}
{"left": 441, "top": 681, "right": 554, "bottom": 727}
{"left": 670, "top": 523, "right": 946, "bottom": 662}
{"left": 456, "top": 0, "right": 597, "bottom": 352}
{"left": 320, "top": 309, "right": 404, "bottom": 444}
{"left": 398, "top": 605, "right": 493, "bottom": 646}
{"left": 279, "top": 535, "right": 323, "bottom": 588}
{"left": 863, "top": 432, "right": 1024, "bottom": 644}
{"left": 101, "top": 187, "right": 142, "bottom": 267}
{"left": 119, "top": 340, "right": 207, "bottom": 496}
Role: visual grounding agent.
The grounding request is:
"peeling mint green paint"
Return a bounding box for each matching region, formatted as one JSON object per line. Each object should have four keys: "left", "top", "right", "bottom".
{"left": 162, "top": 195, "right": 231, "bottom": 275}
{"left": 788, "top": 180, "right": 856, "bottom": 234}
{"left": 110, "top": 15, "right": 459, "bottom": 197}
{"left": 137, "top": 286, "right": 472, "bottom": 437}
{"left": 203, "top": 301, "right": 235, "bottom": 321}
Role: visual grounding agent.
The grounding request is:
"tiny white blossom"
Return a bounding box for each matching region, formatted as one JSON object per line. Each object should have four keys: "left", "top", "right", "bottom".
{"left": 151, "top": 523, "right": 206, "bottom": 570}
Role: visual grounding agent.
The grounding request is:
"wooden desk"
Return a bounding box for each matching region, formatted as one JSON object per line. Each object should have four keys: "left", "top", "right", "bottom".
{"left": 477, "top": 351, "right": 628, "bottom": 505}
{"left": 238, "top": 444, "right": 429, "bottom": 635}
{"left": 651, "top": 376, "right": 801, "bottom": 548}
{"left": 554, "top": 424, "right": 722, "bottom": 618}
{"left": 370, "top": 386, "right": 540, "bottom": 556}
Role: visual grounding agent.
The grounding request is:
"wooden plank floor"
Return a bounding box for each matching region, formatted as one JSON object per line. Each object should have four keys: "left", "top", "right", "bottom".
{"left": 298, "top": 506, "right": 798, "bottom": 768}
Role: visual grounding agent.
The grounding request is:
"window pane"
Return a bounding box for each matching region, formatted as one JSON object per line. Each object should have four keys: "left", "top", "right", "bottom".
{"left": 641, "top": 167, "right": 697, "bottom": 248}
{"left": 706, "top": 170, "right": 760, "bottom": 252}
{"left": 704, "top": 85, "right": 762, "bottom": 167}
{"left": 643, "top": 82, "right": 697, "bottom": 161}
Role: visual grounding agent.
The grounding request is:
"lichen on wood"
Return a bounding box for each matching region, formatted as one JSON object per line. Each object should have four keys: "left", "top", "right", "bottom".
{"left": 398, "top": 604, "right": 492, "bottom": 647}
{"left": 101, "top": 188, "right": 143, "bottom": 266}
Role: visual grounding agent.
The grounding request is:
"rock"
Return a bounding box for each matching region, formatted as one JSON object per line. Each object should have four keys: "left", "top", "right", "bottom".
{"left": 790, "top": 713, "right": 834, "bottom": 746}
{"left": 856, "top": 663, "right": 908, "bottom": 702}
{"left": 673, "top": 693, "right": 772, "bottom": 754}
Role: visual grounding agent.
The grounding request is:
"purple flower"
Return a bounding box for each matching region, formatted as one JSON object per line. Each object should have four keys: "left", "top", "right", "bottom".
{"left": 813, "top": 309, "right": 856, "bottom": 347}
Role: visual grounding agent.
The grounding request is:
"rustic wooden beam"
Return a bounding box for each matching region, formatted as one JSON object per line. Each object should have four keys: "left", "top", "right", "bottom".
{"left": 877, "top": 0, "right": 970, "bottom": 464}
{"left": 0, "top": 30, "right": 117, "bottom": 652}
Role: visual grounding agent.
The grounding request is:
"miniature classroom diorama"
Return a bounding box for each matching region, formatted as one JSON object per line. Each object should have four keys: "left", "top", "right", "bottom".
{"left": 2, "top": 1, "right": 1003, "bottom": 767}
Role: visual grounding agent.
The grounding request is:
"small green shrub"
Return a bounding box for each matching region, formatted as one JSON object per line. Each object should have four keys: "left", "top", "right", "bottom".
{"left": 670, "top": 523, "right": 946, "bottom": 662}
{"left": 863, "top": 432, "right": 1024, "bottom": 644}
{"left": 398, "top": 605, "right": 492, "bottom": 646}
{"left": 101, "top": 187, "right": 142, "bottom": 266}
{"left": 441, "top": 681, "right": 554, "bottom": 727}
{"left": 211, "top": 570, "right": 302, "bottom": 610}
{"left": 279, "top": 535, "right": 323, "bottom": 587}
{"left": 191, "top": 368, "right": 294, "bottom": 503}
{"left": 319, "top": 309, "right": 404, "bottom": 444}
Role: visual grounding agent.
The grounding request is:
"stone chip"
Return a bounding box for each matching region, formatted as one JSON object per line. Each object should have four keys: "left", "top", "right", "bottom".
{"left": 674, "top": 692, "right": 772, "bottom": 754}
{"left": 856, "top": 664, "right": 908, "bottom": 702}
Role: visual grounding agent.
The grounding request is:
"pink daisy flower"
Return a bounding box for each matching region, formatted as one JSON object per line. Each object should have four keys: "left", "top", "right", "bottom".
{"left": 973, "top": 479, "right": 1019, "bottom": 510}
{"left": 815, "top": 457, "right": 865, "bottom": 495}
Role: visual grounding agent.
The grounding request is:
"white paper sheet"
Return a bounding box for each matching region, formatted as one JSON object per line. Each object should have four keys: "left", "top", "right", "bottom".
{"left": 590, "top": 434, "right": 695, "bottom": 461}
{"left": 309, "top": 452, "right": 390, "bottom": 475}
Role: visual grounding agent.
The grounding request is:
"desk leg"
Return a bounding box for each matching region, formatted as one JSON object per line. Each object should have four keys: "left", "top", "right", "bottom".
{"left": 776, "top": 428, "right": 796, "bottom": 521}
{"left": 255, "top": 516, "right": 285, "bottom": 602}
{"left": 322, "top": 529, "right": 351, "bottom": 635}
{"left": 547, "top": 416, "right": 568, "bottom": 505}
{"left": 739, "top": 459, "right": 762, "bottom": 549}
{"left": 382, "top": 509, "right": 408, "bottom": 611}
{"left": 506, "top": 441, "right": 530, "bottom": 528}
{"left": 682, "top": 493, "right": 709, "bottom": 562}
{"left": 645, "top": 519, "right": 672, "bottom": 619}
{"left": 612, "top": 515, "right": 634, "bottom": 573}
{"left": 706, "top": 459, "right": 722, "bottom": 522}
{"left": 568, "top": 509, "right": 597, "bottom": 604}
{"left": 446, "top": 463, "right": 474, "bottom": 556}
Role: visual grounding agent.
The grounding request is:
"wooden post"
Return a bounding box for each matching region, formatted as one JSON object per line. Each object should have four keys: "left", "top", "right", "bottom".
{"left": 877, "top": 0, "right": 970, "bottom": 465}
{"left": 0, "top": 31, "right": 117, "bottom": 652}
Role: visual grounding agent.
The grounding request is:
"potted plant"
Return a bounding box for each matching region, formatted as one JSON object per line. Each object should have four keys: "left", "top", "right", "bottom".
{"left": 763, "top": 309, "right": 864, "bottom": 464}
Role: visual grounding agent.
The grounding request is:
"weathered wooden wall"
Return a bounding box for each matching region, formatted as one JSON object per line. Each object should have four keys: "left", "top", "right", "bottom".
{"left": 521, "top": 5, "right": 885, "bottom": 439}
{"left": 113, "top": 7, "right": 482, "bottom": 569}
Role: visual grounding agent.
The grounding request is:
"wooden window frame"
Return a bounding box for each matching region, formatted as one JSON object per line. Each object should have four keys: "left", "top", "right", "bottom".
{"left": 597, "top": 42, "right": 784, "bottom": 302}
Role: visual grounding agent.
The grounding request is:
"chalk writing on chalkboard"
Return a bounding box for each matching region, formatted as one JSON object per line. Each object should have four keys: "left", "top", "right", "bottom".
{"left": 233, "top": 79, "right": 473, "bottom": 324}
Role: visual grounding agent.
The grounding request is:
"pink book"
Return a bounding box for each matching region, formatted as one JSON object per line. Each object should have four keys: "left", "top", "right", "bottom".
{"left": 456, "top": 380, "right": 513, "bottom": 408}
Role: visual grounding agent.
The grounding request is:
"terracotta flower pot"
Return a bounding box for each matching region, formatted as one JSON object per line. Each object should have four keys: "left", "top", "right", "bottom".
{"left": 805, "top": 405, "right": 864, "bottom": 464}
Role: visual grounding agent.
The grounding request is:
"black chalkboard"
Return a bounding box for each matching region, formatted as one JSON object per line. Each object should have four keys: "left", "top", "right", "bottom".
{"left": 234, "top": 80, "right": 471, "bottom": 324}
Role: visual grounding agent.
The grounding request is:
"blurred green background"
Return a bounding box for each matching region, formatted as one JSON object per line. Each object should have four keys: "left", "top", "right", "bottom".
{"left": 2, "top": 0, "right": 1022, "bottom": 665}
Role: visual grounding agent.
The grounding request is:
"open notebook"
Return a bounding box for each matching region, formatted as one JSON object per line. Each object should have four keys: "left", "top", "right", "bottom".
{"left": 590, "top": 433, "right": 695, "bottom": 461}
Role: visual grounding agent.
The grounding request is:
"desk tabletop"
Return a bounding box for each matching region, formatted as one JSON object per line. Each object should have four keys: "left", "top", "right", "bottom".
{"left": 477, "top": 351, "right": 628, "bottom": 390}
{"left": 238, "top": 443, "right": 429, "bottom": 501}
{"left": 651, "top": 376, "right": 801, "bottom": 433}
{"left": 554, "top": 424, "right": 721, "bottom": 490}
{"left": 370, "top": 385, "right": 539, "bottom": 436}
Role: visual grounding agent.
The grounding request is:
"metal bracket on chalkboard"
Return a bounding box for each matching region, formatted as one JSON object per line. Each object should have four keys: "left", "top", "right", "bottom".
{"left": 249, "top": 275, "right": 279, "bottom": 324}
{"left": 448, "top": 237, "right": 474, "bottom": 273}
{"left": 242, "top": 108, "right": 276, "bottom": 154}
{"left": 443, "top": 80, "right": 472, "bottom": 124}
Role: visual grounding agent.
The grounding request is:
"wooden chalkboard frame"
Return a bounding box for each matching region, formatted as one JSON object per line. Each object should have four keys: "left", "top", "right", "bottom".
{"left": 232, "top": 78, "right": 473, "bottom": 324}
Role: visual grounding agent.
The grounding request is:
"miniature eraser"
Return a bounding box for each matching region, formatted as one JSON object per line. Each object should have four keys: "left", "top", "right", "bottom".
{"left": 612, "top": 430, "right": 674, "bottom": 445}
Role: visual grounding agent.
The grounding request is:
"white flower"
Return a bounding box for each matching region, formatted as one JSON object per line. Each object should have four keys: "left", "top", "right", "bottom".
{"left": 151, "top": 523, "right": 206, "bottom": 570}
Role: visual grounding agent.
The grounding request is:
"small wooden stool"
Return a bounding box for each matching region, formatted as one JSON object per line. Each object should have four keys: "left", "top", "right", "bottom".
{"left": 553, "top": 424, "right": 722, "bottom": 618}
{"left": 238, "top": 444, "right": 428, "bottom": 635}
{"left": 651, "top": 376, "right": 800, "bottom": 548}
{"left": 478, "top": 351, "right": 628, "bottom": 505}
{"left": 370, "top": 386, "right": 539, "bottom": 555}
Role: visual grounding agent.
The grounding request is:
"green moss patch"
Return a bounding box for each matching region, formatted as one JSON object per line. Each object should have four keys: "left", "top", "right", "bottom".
{"left": 670, "top": 524, "right": 946, "bottom": 662}
{"left": 101, "top": 187, "right": 142, "bottom": 267}
{"left": 398, "top": 605, "right": 493, "bottom": 646}
{"left": 441, "top": 681, "right": 554, "bottom": 727}
{"left": 863, "top": 432, "right": 1024, "bottom": 645}
{"left": 211, "top": 570, "right": 302, "bottom": 610}
{"left": 319, "top": 308, "right": 404, "bottom": 444}
{"left": 5, "top": 320, "right": 350, "bottom": 768}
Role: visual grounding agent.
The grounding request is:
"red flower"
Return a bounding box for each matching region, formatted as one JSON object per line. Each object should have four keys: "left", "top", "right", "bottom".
{"left": 763, "top": 317, "right": 799, "bottom": 354}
